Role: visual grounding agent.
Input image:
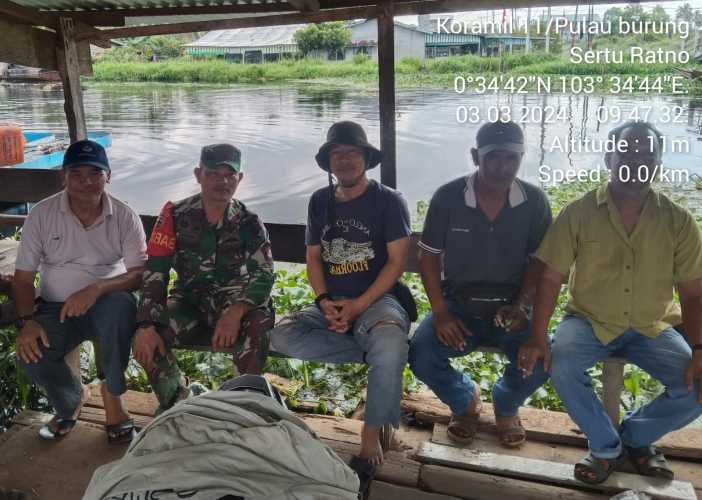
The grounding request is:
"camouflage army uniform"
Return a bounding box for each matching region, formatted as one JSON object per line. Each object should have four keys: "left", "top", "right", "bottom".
{"left": 137, "top": 193, "right": 275, "bottom": 411}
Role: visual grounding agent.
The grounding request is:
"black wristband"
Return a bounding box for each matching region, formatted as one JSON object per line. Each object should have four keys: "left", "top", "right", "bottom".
{"left": 314, "top": 293, "right": 332, "bottom": 309}
{"left": 693, "top": 344, "right": 702, "bottom": 351}
{"left": 135, "top": 320, "right": 156, "bottom": 330}
{"left": 14, "top": 314, "right": 34, "bottom": 329}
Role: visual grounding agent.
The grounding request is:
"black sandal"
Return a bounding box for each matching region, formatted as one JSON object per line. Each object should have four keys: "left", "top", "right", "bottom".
{"left": 574, "top": 452, "right": 621, "bottom": 485}
{"left": 349, "top": 455, "right": 378, "bottom": 500}
{"left": 38, "top": 417, "right": 77, "bottom": 440}
{"left": 106, "top": 418, "right": 136, "bottom": 445}
{"left": 625, "top": 445, "right": 674, "bottom": 481}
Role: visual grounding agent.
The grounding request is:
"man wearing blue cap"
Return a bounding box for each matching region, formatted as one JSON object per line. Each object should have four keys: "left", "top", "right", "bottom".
{"left": 409, "top": 120, "right": 552, "bottom": 449}
{"left": 13, "top": 139, "right": 147, "bottom": 443}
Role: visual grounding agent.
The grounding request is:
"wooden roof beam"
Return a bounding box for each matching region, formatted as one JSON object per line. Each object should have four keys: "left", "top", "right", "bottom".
{"left": 45, "top": 3, "right": 298, "bottom": 26}
{"left": 286, "top": 0, "right": 320, "bottom": 12}
{"left": 0, "top": 0, "right": 57, "bottom": 28}
{"left": 77, "top": 5, "right": 375, "bottom": 40}
{"left": 77, "top": 0, "right": 647, "bottom": 41}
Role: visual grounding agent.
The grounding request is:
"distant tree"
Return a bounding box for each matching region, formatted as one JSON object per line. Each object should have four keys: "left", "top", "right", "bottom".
{"left": 676, "top": 3, "right": 694, "bottom": 22}
{"left": 294, "top": 23, "right": 352, "bottom": 57}
{"left": 649, "top": 5, "right": 670, "bottom": 23}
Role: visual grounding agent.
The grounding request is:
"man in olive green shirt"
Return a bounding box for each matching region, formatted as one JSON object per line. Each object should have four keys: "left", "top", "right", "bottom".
{"left": 520, "top": 121, "right": 702, "bottom": 485}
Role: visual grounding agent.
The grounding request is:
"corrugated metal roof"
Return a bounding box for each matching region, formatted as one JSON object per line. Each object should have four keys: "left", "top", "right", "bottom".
{"left": 425, "top": 32, "right": 481, "bottom": 46}
{"left": 13, "top": 0, "right": 285, "bottom": 12}
{"left": 185, "top": 24, "right": 304, "bottom": 47}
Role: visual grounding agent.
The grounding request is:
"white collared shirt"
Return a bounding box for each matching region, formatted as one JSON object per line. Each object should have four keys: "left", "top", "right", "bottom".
{"left": 15, "top": 190, "right": 147, "bottom": 301}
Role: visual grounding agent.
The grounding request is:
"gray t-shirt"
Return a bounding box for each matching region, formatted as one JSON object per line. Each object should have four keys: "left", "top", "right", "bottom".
{"left": 419, "top": 174, "right": 551, "bottom": 295}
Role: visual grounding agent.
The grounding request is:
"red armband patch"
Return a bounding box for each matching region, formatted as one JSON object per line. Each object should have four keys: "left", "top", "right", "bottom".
{"left": 147, "top": 201, "right": 176, "bottom": 257}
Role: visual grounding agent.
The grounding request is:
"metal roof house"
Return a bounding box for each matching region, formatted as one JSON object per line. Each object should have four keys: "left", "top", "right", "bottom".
{"left": 185, "top": 20, "right": 429, "bottom": 62}
{"left": 185, "top": 25, "right": 304, "bottom": 62}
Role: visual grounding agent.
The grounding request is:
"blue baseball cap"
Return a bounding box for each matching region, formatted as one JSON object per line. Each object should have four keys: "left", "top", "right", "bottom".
{"left": 63, "top": 139, "right": 110, "bottom": 171}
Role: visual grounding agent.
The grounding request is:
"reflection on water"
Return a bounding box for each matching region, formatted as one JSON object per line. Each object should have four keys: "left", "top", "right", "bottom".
{"left": 2, "top": 83, "right": 702, "bottom": 223}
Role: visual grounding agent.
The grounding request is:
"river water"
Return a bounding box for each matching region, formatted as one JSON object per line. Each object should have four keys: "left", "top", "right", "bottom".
{"left": 2, "top": 82, "right": 702, "bottom": 222}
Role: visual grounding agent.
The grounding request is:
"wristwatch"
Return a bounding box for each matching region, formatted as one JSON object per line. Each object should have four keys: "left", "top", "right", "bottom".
{"left": 15, "top": 314, "right": 34, "bottom": 329}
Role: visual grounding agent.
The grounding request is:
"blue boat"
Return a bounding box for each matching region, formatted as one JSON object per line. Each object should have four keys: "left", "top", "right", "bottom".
{"left": 15, "top": 130, "right": 112, "bottom": 169}
{"left": 0, "top": 131, "right": 113, "bottom": 225}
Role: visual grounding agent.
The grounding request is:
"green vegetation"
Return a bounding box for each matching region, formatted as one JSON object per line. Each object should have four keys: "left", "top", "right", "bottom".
{"left": 91, "top": 52, "right": 702, "bottom": 94}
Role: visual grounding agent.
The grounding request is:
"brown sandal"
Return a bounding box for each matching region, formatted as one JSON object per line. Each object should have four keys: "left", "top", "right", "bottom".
{"left": 447, "top": 387, "right": 482, "bottom": 445}
{"left": 496, "top": 416, "right": 526, "bottom": 448}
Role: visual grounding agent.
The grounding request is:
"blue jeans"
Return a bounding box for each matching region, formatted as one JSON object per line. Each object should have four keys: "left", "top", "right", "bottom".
{"left": 550, "top": 315, "right": 702, "bottom": 459}
{"left": 19, "top": 291, "right": 137, "bottom": 419}
{"left": 269, "top": 294, "right": 410, "bottom": 428}
{"left": 409, "top": 298, "right": 549, "bottom": 417}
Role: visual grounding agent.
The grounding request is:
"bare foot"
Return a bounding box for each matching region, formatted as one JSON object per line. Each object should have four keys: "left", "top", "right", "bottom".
{"left": 100, "top": 382, "right": 130, "bottom": 426}
{"left": 359, "top": 424, "right": 383, "bottom": 466}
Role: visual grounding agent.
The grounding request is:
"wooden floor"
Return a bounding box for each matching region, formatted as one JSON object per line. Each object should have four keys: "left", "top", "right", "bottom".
{"left": 1, "top": 384, "right": 702, "bottom": 500}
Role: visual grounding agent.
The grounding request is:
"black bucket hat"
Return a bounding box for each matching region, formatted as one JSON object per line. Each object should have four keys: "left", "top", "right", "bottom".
{"left": 315, "top": 121, "right": 383, "bottom": 172}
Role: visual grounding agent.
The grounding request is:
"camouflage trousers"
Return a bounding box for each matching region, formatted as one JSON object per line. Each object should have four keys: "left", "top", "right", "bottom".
{"left": 148, "top": 298, "right": 274, "bottom": 412}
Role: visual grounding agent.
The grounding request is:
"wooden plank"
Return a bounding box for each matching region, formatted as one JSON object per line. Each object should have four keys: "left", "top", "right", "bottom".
{"left": 0, "top": 168, "right": 64, "bottom": 204}
{"left": 421, "top": 465, "right": 606, "bottom": 500}
{"left": 322, "top": 438, "right": 421, "bottom": 488}
{"left": 0, "top": 17, "right": 92, "bottom": 73}
{"left": 417, "top": 443, "right": 697, "bottom": 500}
{"left": 403, "top": 389, "right": 702, "bottom": 460}
{"left": 58, "top": 17, "right": 88, "bottom": 143}
{"left": 377, "top": 0, "right": 396, "bottom": 189}
{"left": 84, "top": 385, "right": 158, "bottom": 417}
{"left": 369, "top": 480, "right": 460, "bottom": 500}
{"left": 78, "top": 404, "right": 153, "bottom": 430}
{"left": 0, "top": 420, "right": 127, "bottom": 500}
{"left": 431, "top": 425, "right": 702, "bottom": 494}
{"left": 417, "top": 442, "right": 697, "bottom": 500}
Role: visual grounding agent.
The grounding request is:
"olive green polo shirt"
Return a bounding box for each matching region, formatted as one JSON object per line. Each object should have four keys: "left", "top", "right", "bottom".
{"left": 536, "top": 184, "right": 702, "bottom": 345}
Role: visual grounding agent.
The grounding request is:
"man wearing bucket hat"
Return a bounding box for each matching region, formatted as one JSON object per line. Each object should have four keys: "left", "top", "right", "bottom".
{"left": 270, "top": 121, "right": 412, "bottom": 495}
{"left": 14, "top": 139, "right": 147, "bottom": 443}
{"left": 133, "top": 143, "right": 275, "bottom": 414}
{"left": 409, "top": 120, "right": 552, "bottom": 449}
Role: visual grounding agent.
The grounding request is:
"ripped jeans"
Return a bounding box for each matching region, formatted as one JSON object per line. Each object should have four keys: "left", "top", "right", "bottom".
{"left": 270, "top": 294, "right": 410, "bottom": 428}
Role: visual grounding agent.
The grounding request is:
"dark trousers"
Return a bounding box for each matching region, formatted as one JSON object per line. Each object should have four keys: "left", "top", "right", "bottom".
{"left": 19, "top": 291, "right": 137, "bottom": 419}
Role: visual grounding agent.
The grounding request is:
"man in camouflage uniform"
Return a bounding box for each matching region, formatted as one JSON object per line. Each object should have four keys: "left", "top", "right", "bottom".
{"left": 133, "top": 143, "right": 275, "bottom": 412}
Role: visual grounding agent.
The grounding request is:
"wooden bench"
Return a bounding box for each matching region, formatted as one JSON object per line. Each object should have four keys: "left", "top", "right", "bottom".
{"left": 0, "top": 167, "right": 627, "bottom": 427}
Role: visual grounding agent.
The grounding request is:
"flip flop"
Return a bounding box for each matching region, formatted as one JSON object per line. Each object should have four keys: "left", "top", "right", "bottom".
{"left": 447, "top": 412, "right": 481, "bottom": 445}
{"left": 38, "top": 417, "right": 77, "bottom": 440}
{"left": 106, "top": 418, "right": 137, "bottom": 445}
{"left": 349, "top": 455, "right": 378, "bottom": 500}
{"left": 625, "top": 445, "right": 674, "bottom": 481}
{"left": 574, "top": 452, "right": 623, "bottom": 485}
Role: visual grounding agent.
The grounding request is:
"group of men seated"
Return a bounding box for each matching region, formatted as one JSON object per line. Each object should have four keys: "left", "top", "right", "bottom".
{"left": 4, "top": 118, "right": 702, "bottom": 491}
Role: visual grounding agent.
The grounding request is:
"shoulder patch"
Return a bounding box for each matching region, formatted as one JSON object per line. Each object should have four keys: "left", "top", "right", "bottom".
{"left": 147, "top": 201, "right": 176, "bottom": 257}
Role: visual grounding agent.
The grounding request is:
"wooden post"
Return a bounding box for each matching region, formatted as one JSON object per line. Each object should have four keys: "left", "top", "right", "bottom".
{"left": 377, "top": 0, "right": 396, "bottom": 189}
{"left": 57, "top": 17, "right": 87, "bottom": 143}
{"left": 602, "top": 359, "right": 624, "bottom": 425}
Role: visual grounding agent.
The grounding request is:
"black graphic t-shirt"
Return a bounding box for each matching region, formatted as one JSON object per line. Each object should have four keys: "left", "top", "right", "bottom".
{"left": 306, "top": 180, "right": 412, "bottom": 298}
